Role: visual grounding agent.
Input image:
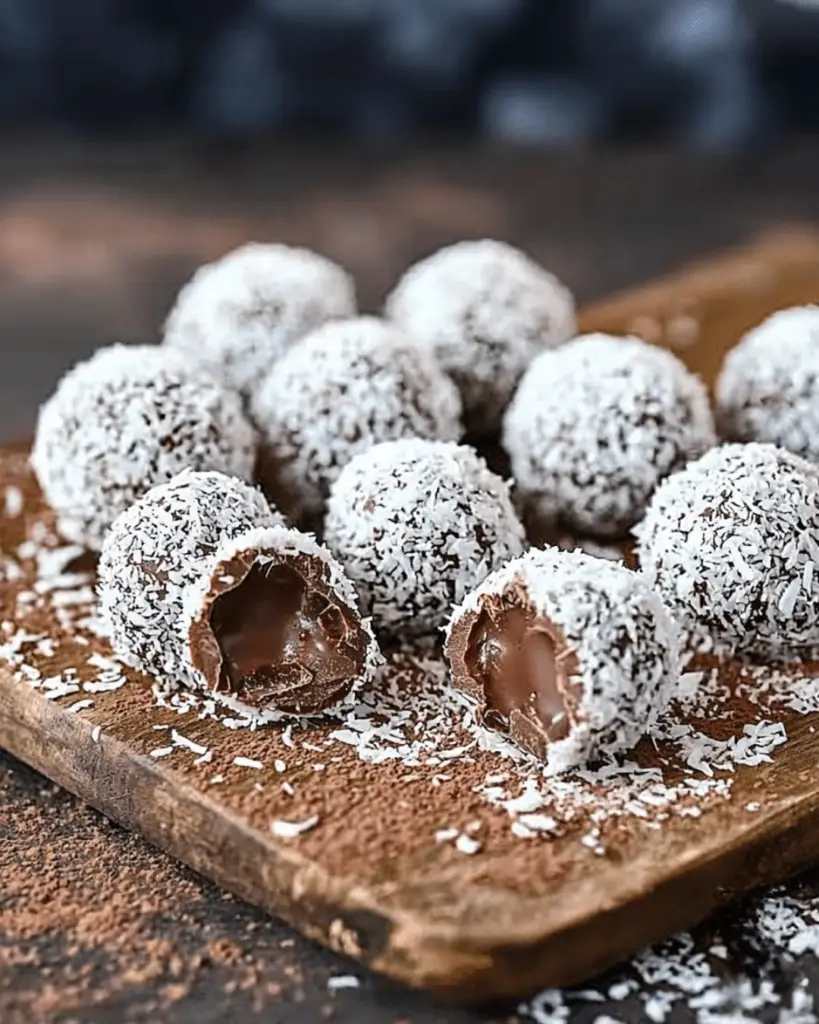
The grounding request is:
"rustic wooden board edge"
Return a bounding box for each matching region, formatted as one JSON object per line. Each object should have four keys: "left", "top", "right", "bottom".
{"left": 5, "top": 228, "right": 819, "bottom": 1004}
{"left": 1, "top": 665, "right": 406, "bottom": 967}
{"left": 579, "top": 226, "right": 819, "bottom": 326}
{"left": 11, "top": 653, "right": 819, "bottom": 1005}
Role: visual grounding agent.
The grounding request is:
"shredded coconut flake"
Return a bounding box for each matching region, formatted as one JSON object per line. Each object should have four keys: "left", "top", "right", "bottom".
{"left": 233, "top": 756, "right": 263, "bottom": 769}
{"left": 271, "top": 815, "right": 320, "bottom": 838}
{"left": 327, "top": 975, "right": 360, "bottom": 991}
{"left": 455, "top": 834, "right": 482, "bottom": 855}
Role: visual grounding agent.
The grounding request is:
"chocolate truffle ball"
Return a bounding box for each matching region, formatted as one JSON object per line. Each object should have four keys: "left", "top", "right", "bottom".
{"left": 446, "top": 548, "right": 680, "bottom": 774}
{"left": 324, "top": 438, "right": 526, "bottom": 636}
{"left": 31, "top": 345, "right": 257, "bottom": 551}
{"left": 251, "top": 316, "right": 463, "bottom": 521}
{"left": 163, "top": 242, "right": 356, "bottom": 399}
{"left": 99, "top": 470, "right": 283, "bottom": 688}
{"left": 716, "top": 306, "right": 819, "bottom": 464}
{"left": 384, "top": 239, "right": 575, "bottom": 434}
{"left": 183, "top": 525, "right": 380, "bottom": 716}
{"left": 502, "top": 333, "right": 716, "bottom": 538}
{"left": 636, "top": 443, "right": 819, "bottom": 658}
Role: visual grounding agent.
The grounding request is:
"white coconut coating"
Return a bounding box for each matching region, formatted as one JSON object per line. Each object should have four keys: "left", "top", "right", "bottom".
{"left": 251, "top": 316, "right": 464, "bottom": 521}
{"left": 716, "top": 306, "right": 819, "bottom": 464}
{"left": 31, "top": 345, "right": 257, "bottom": 551}
{"left": 447, "top": 547, "right": 681, "bottom": 775}
{"left": 324, "top": 438, "right": 527, "bottom": 636}
{"left": 98, "top": 470, "right": 283, "bottom": 689}
{"left": 503, "top": 333, "right": 716, "bottom": 538}
{"left": 181, "top": 524, "right": 381, "bottom": 715}
{"left": 163, "top": 242, "right": 357, "bottom": 398}
{"left": 636, "top": 443, "right": 819, "bottom": 658}
{"left": 384, "top": 239, "right": 576, "bottom": 434}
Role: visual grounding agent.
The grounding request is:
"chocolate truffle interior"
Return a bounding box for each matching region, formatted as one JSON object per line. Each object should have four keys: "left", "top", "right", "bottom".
{"left": 465, "top": 601, "right": 575, "bottom": 744}
{"left": 207, "top": 560, "right": 366, "bottom": 714}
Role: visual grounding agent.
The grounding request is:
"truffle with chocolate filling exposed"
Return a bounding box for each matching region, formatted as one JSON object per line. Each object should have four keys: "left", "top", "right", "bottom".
{"left": 183, "top": 525, "right": 380, "bottom": 716}
{"left": 716, "top": 305, "right": 819, "bottom": 465}
{"left": 324, "top": 438, "right": 526, "bottom": 636}
{"left": 636, "top": 442, "right": 819, "bottom": 659}
{"left": 446, "top": 547, "right": 680, "bottom": 773}
{"left": 251, "top": 316, "right": 463, "bottom": 522}
{"left": 98, "top": 470, "right": 283, "bottom": 690}
{"left": 163, "top": 242, "right": 357, "bottom": 400}
{"left": 385, "top": 239, "right": 575, "bottom": 435}
{"left": 32, "top": 345, "right": 258, "bottom": 551}
{"left": 502, "top": 333, "right": 716, "bottom": 538}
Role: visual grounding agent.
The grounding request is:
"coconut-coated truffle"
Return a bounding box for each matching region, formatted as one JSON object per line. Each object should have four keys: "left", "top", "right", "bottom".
{"left": 98, "top": 470, "right": 282, "bottom": 689}
{"left": 183, "top": 525, "right": 381, "bottom": 716}
{"left": 446, "top": 548, "right": 680, "bottom": 774}
{"left": 503, "top": 333, "right": 716, "bottom": 538}
{"left": 636, "top": 443, "right": 819, "bottom": 658}
{"left": 163, "top": 242, "right": 357, "bottom": 398}
{"left": 324, "top": 438, "right": 527, "bottom": 636}
{"left": 716, "top": 306, "right": 819, "bottom": 464}
{"left": 31, "top": 345, "right": 257, "bottom": 551}
{"left": 251, "top": 316, "right": 463, "bottom": 521}
{"left": 385, "top": 239, "right": 575, "bottom": 434}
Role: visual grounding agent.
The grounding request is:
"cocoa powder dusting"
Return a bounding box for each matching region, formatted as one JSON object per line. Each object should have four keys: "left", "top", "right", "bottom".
{"left": 4, "top": 443, "right": 819, "bottom": 1018}
{"left": 0, "top": 754, "right": 325, "bottom": 1022}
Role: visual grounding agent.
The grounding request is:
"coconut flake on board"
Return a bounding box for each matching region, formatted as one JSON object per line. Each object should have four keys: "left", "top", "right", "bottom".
{"left": 6, "top": 464, "right": 819, "bottom": 1023}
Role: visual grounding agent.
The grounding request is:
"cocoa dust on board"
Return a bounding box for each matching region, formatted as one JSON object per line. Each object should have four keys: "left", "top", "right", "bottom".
{"left": 5, "top": 446, "right": 819, "bottom": 1022}
{"left": 3, "top": 444, "right": 819, "bottom": 893}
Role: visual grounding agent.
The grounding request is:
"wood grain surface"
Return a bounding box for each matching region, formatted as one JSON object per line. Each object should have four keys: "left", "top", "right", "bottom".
{"left": 3, "top": 230, "right": 819, "bottom": 1006}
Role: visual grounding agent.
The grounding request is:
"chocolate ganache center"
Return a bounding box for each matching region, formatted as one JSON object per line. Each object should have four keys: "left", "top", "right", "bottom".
{"left": 465, "top": 603, "right": 573, "bottom": 743}
{"left": 206, "top": 561, "right": 364, "bottom": 714}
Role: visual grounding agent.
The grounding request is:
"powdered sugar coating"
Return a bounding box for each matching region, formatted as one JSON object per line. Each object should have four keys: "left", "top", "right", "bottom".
{"left": 163, "top": 242, "right": 357, "bottom": 398}
{"left": 251, "top": 316, "right": 463, "bottom": 520}
{"left": 181, "top": 524, "right": 381, "bottom": 714}
{"left": 384, "top": 239, "right": 576, "bottom": 433}
{"left": 503, "top": 333, "right": 716, "bottom": 537}
{"left": 324, "top": 438, "right": 527, "bottom": 636}
{"left": 98, "top": 470, "right": 282, "bottom": 688}
{"left": 447, "top": 547, "right": 681, "bottom": 775}
{"left": 31, "top": 345, "right": 257, "bottom": 551}
{"left": 716, "top": 305, "right": 819, "bottom": 464}
{"left": 636, "top": 443, "right": 819, "bottom": 658}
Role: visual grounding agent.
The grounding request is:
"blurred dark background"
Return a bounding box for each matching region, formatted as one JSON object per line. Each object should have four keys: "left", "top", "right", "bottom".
{"left": 0, "top": 0, "right": 818, "bottom": 147}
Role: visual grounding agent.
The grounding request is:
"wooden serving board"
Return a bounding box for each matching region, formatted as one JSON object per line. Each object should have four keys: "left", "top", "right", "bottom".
{"left": 3, "top": 230, "right": 819, "bottom": 1006}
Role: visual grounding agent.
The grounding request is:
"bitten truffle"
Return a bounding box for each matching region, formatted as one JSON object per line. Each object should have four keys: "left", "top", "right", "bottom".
{"left": 503, "top": 333, "right": 716, "bottom": 538}
{"left": 163, "top": 242, "right": 357, "bottom": 398}
{"left": 324, "top": 438, "right": 526, "bottom": 636}
{"left": 446, "top": 547, "right": 680, "bottom": 774}
{"left": 99, "top": 472, "right": 379, "bottom": 715}
{"left": 636, "top": 443, "right": 819, "bottom": 658}
{"left": 183, "top": 525, "right": 380, "bottom": 715}
{"left": 98, "top": 470, "right": 283, "bottom": 688}
{"left": 716, "top": 306, "right": 819, "bottom": 464}
{"left": 251, "top": 316, "right": 463, "bottom": 521}
{"left": 384, "top": 239, "right": 575, "bottom": 434}
{"left": 31, "top": 345, "right": 257, "bottom": 551}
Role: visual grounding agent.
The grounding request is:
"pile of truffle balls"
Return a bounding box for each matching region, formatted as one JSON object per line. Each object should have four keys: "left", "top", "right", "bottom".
{"left": 29, "top": 238, "right": 819, "bottom": 774}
